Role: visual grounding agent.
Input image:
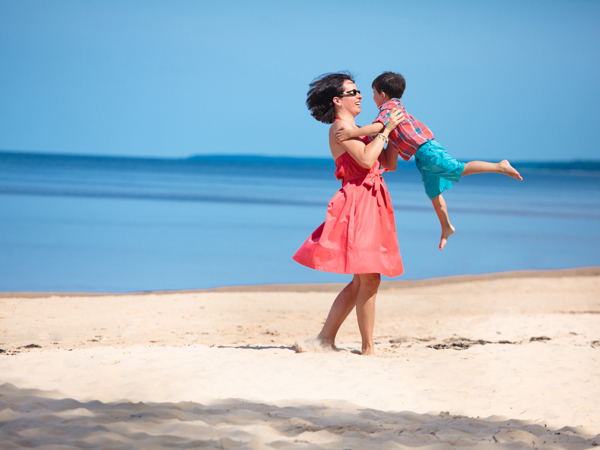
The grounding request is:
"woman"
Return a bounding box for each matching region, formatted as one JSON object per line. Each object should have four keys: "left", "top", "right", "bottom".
{"left": 293, "top": 72, "right": 404, "bottom": 356}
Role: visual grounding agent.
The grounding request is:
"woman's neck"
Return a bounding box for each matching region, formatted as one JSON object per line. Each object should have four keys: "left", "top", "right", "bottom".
{"left": 335, "top": 110, "right": 356, "bottom": 126}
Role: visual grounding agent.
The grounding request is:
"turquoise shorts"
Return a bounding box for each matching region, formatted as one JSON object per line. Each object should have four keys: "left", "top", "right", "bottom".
{"left": 414, "top": 140, "right": 465, "bottom": 200}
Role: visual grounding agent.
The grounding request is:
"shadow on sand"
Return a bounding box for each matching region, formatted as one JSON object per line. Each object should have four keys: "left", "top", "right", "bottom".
{"left": 0, "top": 383, "right": 597, "bottom": 449}
{"left": 216, "top": 344, "right": 295, "bottom": 351}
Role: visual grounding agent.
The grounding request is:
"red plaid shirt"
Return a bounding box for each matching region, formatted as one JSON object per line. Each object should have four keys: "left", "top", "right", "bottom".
{"left": 374, "top": 98, "right": 434, "bottom": 161}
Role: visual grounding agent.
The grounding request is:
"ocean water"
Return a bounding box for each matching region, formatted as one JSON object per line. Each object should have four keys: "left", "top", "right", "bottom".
{"left": 1, "top": 151, "right": 599, "bottom": 292}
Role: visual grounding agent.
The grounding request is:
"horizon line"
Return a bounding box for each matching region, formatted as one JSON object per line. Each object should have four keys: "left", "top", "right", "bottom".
{"left": 1, "top": 148, "right": 599, "bottom": 165}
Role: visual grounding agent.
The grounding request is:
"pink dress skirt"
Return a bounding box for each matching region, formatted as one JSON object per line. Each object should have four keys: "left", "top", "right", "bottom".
{"left": 293, "top": 151, "right": 403, "bottom": 277}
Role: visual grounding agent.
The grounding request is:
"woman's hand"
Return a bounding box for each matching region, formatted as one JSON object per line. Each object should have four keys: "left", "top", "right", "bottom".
{"left": 384, "top": 109, "right": 405, "bottom": 133}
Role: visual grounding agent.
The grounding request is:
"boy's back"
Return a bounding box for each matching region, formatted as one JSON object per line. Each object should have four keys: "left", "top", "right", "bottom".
{"left": 374, "top": 98, "right": 434, "bottom": 162}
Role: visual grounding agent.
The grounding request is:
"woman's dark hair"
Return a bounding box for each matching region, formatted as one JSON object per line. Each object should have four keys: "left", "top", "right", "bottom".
{"left": 306, "top": 71, "right": 354, "bottom": 124}
{"left": 372, "top": 71, "right": 406, "bottom": 99}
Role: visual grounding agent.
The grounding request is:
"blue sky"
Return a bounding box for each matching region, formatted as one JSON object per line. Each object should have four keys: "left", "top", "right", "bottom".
{"left": 1, "top": 0, "right": 599, "bottom": 161}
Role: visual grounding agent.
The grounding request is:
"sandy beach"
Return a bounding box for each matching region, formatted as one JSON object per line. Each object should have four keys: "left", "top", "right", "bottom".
{"left": 1, "top": 267, "right": 599, "bottom": 449}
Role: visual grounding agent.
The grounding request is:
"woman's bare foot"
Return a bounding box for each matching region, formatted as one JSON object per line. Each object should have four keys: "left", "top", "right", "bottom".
{"left": 499, "top": 160, "right": 523, "bottom": 180}
{"left": 361, "top": 343, "right": 376, "bottom": 356}
{"left": 440, "top": 224, "right": 455, "bottom": 250}
{"left": 294, "top": 337, "right": 337, "bottom": 353}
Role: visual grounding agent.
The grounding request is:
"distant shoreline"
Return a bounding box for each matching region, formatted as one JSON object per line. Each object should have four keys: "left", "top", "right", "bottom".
{"left": 2, "top": 266, "right": 598, "bottom": 298}
{"left": 2, "top": 149, "right": 600, "bottom": 172}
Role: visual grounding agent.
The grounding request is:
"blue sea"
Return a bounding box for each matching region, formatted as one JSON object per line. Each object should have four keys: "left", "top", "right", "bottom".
{"left": 1, "top": 151, "right": 599, "bottom": 292}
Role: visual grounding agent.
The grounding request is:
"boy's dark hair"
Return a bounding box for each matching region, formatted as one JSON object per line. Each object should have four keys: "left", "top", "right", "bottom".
{"left": 306, "top": 71, "right": 354, "bottom": 124}
{"left": 372, "top": 71, "right": 406, "bottom": 99}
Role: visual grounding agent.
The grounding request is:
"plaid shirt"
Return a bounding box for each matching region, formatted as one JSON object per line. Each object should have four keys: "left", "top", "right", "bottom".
{"left": 374, "top": 98, "right": 434, "bottom": 161}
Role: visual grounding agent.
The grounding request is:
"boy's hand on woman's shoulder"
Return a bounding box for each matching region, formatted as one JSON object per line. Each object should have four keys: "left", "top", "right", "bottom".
{"left": 335, "top": 128, "right": 352, "bottom": 143}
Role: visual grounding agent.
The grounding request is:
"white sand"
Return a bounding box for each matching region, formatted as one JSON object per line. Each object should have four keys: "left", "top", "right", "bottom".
{"left": 1, "top": 269, "right": 599, "bottom": 448}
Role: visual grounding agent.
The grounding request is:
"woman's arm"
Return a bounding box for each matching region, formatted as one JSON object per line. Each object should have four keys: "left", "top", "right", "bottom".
{"left": 329, "top": 110, "right": 403, "bottom": 169}
{"left": 379, "top": 141, "right": 399, "bottom": 171}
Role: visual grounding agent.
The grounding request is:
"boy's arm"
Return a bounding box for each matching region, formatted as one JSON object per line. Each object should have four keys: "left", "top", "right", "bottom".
{"left": 335, "top": 123, "right": 385, "bottom": 142}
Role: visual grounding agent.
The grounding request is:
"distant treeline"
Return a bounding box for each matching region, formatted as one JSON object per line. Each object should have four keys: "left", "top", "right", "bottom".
{"left": 510, "top": 161, "right": 600, "bottom": 171}
{"left": 188, "top": 155, "right": 600, "bottom": 172}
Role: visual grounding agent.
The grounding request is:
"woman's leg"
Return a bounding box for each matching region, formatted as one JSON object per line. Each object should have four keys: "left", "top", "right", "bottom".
{"left": 356, "top": 273, "right": 381, "bottom": 356}
{"left": 462, "top": 160, "right": 522, "bottom": 180}
{"left": 316, "top": 275, "right": 360, "bottom": 349}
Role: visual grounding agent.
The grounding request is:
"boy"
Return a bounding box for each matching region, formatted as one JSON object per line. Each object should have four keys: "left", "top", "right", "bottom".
{"left": 335, "top": 71, "right": 522, "bottom": 250}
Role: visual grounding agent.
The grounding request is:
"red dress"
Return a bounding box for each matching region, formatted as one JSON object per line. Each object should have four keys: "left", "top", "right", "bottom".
{"left": 293, "top": 138, "right": 403, "bottom": 277}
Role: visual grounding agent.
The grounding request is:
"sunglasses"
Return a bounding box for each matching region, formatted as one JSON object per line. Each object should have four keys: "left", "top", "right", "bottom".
{"left": 336, "top": 89, "right": 361, "bottom": 97}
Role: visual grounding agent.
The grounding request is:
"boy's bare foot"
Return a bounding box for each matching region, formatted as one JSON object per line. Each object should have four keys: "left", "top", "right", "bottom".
{"left": 440, "top": 224, "right": 455, "bottom": 250}
{"left": 499, "top": 160, "right": 523, "bottom": 180}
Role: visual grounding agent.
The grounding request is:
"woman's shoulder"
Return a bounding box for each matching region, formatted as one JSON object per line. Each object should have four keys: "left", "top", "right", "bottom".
{"left": 328, "top": 120, "right": 351, "bottom": 161}
{"left": 328, "top": 118, "right": 353, "bottom": 137}
{"left": 329, "top": 118, "right": 347, "bottom": 129}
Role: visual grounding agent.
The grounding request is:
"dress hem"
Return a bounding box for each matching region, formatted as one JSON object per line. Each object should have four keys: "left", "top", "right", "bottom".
{"left": 292, "top": 245, "right": 404, "bottom": 278}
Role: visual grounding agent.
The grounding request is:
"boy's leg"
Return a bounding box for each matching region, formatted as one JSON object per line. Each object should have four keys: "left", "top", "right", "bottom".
{"left": 416, "top": 142, "right": 458, "bottom": 250}
{"left": 462, "top": 160, "right": 523, "bottom": 180}
{"left": 431, "top": 194, "right": 455, "bottom": 250}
